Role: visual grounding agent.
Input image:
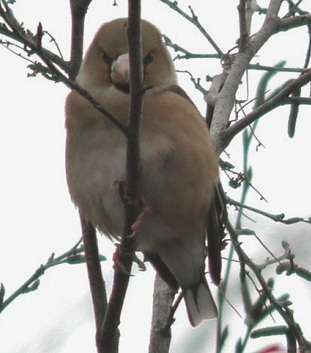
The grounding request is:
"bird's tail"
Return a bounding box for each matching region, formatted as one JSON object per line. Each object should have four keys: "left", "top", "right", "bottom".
{"left": 183, "top": 280, "right": 217, "bottom": 327}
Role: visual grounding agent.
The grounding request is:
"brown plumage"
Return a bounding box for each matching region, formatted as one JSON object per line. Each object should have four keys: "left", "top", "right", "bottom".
{"left": 65, "top": 18, "right": 220, "bottom": 326}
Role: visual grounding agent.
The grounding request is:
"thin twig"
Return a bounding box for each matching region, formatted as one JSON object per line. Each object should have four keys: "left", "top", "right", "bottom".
{"left": 0, "top": 18, "right": 69, "bottom": 72}
{"left": 225, "top": 69, "right": 311, "bottom": 145}
{"left": 176, "top": 69, "right": 208, "bottom": 95}
{"left": 0, "top": 0, "right": 127, "bottom": 135}
{"left": 226, "top": 219, "right": 311, "bottom": 352}
{"left": 227, "top": 197, "right": 311, "bottom": 225}
{"left": 284, "top": 0, "right": 308, "bottom": 17}
{"left": 0, "top": 238, "right": 87, "bottom": 313}
{"left": 159, "top": 0, "right": 223, "bottom": 56}
{"left": 163, "top": 34, "right": 220, "bottom": 60}
{"left": 303, "top": 25, "right": 311, "bottom": 69}
{"left": 248, "top": 63, "right": 304, "bottom": 73}
{"left": 43, "top": 30, "right": 64, "bottom": 59}
{"left": 163, "top": 35, "right": 306, "bottom": 74}
{"left": 224, "top": 168, "right": 267, "bottom": 202}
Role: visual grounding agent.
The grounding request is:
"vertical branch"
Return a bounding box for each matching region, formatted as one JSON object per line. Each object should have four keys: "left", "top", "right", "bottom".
{"left": 80, "top": 213, "right": 108, "bottom": 353}
{"left": 238, "top": 0, "right": 248, "bottom": 52}
{"left": 68, "top": 2, "right": 110, "bottom": 353}
{"left": 69, "top": 0, "right": 92, "bottom": 79}
{"left": 68, "top": 3, "right": 109, "bottom": 353}
{"left": 148, "top": 274, "right": 176, "bottom": 353}
{"left": 210, "top": 0, "right": 282, "bottom": 151}
{"left": 99, "top": 2, "right": 144, "bottom": 353}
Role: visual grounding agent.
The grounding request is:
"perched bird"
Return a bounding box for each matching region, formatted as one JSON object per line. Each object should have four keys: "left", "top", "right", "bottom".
{"left": 65, "top": 18, "right": 220, "bottom": 326}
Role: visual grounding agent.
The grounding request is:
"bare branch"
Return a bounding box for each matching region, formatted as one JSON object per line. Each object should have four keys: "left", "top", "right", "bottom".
{"left": 148, "top": 275, "right": 176, "bottom": 353}
{"left": 0, "top": 0, "right": 128, "bottom": 134}
{"left": 238, "top": 0, "right": 248, "bottom": 52}
{"left": 248, "top": 63, "right": 304, "bottom": 73}
{"left": 99, "top": 2, "right": 144, "bottom": 352}
{"left": 266, "top": 0, "right": 283, "bottom": 17}
{"left": 278, "top": 13, "right": 311, "bottom": 32}
{"left": 276, "top": 261, "right": 311, "bottom": 282}
{"left": 210, "top": 5, "right": 281, "bottom": 152}
{"left": 164, "top": 34, "right": 305, "bottom": 74}
{"left": 176, "top": 69, "right": 208, "bottom": 95}
{"left": 0, "top": 238, "right": 92, "bottom": 313}
{"left": 69, "top": 0, "right": 92, "bottom": 79}
{"left": 80, "top": 214, "right": 108, "bottom": 353}
{"left": 163, "top": 34, "right": 220, "bottom": 60}
{"left": 285, "top": 96, "right": 311, "bottom": 105}
{"left": 0, "top": 19, "right": 69, "bottom": 73}
{"left": 43, "top": 30, "right": 64, "bottom": 59}
{"left": 226, "top": 220, "right": 311, "bottom": 352}
{"left": 284, "top": 0, "right": 307, "bottom": 16}
{"left": 159, "top": 0, "right": 223, "bottom": 57}
{"left": 224, "top": 69, "right": 311, "bottom": 144}
{"left": 303, "top": 25, "right": 311, "bottom": 68}
{"left": 205, "top": 72, "right": 228, "bottom": 127}
{"left": 227, "top": 196, "right": 311, "bottom": 225}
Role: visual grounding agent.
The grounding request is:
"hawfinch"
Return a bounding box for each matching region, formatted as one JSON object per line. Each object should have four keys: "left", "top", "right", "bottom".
{"left": 65, "top": 18, "right": 219, "bottom": 326}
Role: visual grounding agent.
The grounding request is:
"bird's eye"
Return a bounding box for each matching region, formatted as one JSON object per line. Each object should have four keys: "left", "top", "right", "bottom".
{"left": 144, "top": 51, "right": 154, "bottom": 66}
{"left": 102, "top": 51, "right": 113, "bottom": 65}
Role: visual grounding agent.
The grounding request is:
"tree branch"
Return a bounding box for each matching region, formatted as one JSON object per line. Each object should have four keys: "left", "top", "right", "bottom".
{"left": 148, "top": 274, "right": 176, "bottom": 353}
{"left": 99, "top": 2, "right": 144, "bottom": 352}
{"left": 0, "top": 238, "right": 97, "bottom": 313}
{"left": 277, "top": 13, "right": 311, "bottom": 32}
{"left": 226, "top": 220, "right": 311, "bottom": 352}
{"left": 210, "top": 4, "right": 281, "bottom": 152}
{"left": 0, "top": 0, "right": 127, "bottom": 134}
{"left": 227, "top": 196, "right": 311, "bottom": 225}
{"left": 69, "top": 0, "right": 92, "bottom": 79}
{"left": 238, "top": 0, "right": 248, "bottom": 52}
{"left": 224, "top": 69, "right": 311, "bottom": 144}
{"left": 266, "top": 0, "right": 283, "bottom": 18}
{"left": 80, "top": 214, "right": 108, "bottom": 353}
{"left": 0, "top": 15, "right": 69, "bottom": 73}
{"left": 159, "top": 0, "right": 223, "bottom": 57}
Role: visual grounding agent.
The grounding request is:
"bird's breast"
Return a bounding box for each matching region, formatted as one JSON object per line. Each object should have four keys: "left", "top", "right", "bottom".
{"left": 66, "top": 124, "right": 126, "bottom": 237}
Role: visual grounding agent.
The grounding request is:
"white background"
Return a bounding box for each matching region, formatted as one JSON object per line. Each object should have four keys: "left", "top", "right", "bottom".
{"left": 0, "top": 1, "right": 310, "bottom": 352}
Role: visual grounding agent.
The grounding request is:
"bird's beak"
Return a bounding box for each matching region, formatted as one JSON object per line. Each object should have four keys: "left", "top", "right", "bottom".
{"left": 111, "top": 53, "right": 130, "bottom": 86}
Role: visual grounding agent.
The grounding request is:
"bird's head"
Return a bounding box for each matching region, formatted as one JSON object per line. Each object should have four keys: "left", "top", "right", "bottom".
{"left": 76, "top": 18, "right": 177, "bottom": 92}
